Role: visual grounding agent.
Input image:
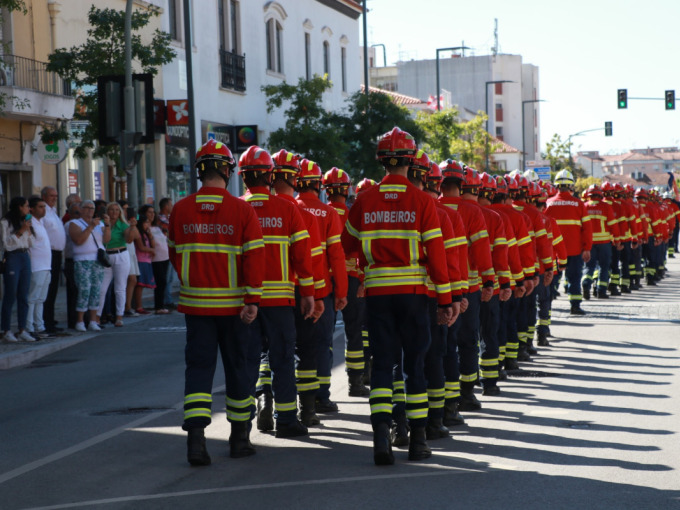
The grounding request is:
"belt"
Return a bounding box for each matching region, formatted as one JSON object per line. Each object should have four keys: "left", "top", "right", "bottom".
{"left": 8, "top": 248, "right": 29, "bottom": 253}
{"left": 106, "top": 247, "right": 127, "bottom": 254}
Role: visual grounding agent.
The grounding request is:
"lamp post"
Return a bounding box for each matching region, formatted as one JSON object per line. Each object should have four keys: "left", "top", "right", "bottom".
{"left": 485, "top": 80, "right": 514, "bottom": 171}
{"left": 521, "top": 99, "right": 545, "bottom": 170}
{"left": 435, "top": 46, "right": 469, "bottom": 111}
{"left": 362, "top": 1, "right": 369, "bottom": 99}
{"left": 566, "top": 127, "right": 604, "bottom": 169}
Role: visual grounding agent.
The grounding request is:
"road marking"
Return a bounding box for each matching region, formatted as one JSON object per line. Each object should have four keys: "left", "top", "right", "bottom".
{"left": 19, "top": 467, "right": 481, "bottom": 510}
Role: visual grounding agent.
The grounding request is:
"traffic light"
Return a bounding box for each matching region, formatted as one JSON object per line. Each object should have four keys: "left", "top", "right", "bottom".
{"left": 617, "top": 89, "right": 627, "bottom": 109}
{"left": 605, "top": 121, "right": 612, "bottom": 136}
{"left": 665, "top": 90, "right": 675, "bottom": 110}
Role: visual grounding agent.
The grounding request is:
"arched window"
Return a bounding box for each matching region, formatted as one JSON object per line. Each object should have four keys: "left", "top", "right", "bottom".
{"left": 323, "top": 41, "right": 330, "bottom": 77}
{"left": 264, "top": 2, "right": 287, "bottom": 75}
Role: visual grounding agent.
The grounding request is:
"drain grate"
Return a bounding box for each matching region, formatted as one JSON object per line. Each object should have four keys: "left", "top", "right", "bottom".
{"left": 26, "top": 359, "right": 80, "bottom": 369}
{"left": 91, "top": 407, "right": 174, "bottom": 416}
{"left": 506, "top": 369, "right": 560, "bottom": 378}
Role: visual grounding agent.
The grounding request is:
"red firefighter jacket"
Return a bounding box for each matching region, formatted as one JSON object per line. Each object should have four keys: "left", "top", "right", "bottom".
{"left": 168, "top": 186, "right": 265, "bottom": 316}
{"left": 492, "top": 204, "right": 535, "bottom": 280}
{"left": 470, "top": 200, "right": 510, "bottom": 291}
{"left": 242, "top": 186, "right": 314, "bottom": 306}
{"left": 585, "top": 199, "right": 620, "bottom": 245}
{"left": 489, "top": 205, "right": 525, "bottom": 285}
{"left": 330, "top": 200, "right": 360, "bottom": 279}
{"left": 513, "top": 200, "right": 554, "bottom": 273}
{"left": 545, "top": 191, "right": 593, "bottom": 257}
{"left": 341, "top": 174, "right": 452, "bottom": 305}
{"left": 436, "top": 200, "right": 469, "bottom": 293}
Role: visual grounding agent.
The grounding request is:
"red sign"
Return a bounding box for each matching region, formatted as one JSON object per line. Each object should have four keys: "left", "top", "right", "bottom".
{"left": 68, "top": 171, "right": 78, "bottom": 195}
{"left": 166, "top": 100, "right": 189, "bottom": 126}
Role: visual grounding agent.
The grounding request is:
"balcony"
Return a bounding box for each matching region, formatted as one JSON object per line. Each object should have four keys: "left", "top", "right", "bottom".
{"left": 220, "top": 49, "right": 246, "bottom": 92}
{"left": 0, "top": 54, "right": 74, "bottom": 120}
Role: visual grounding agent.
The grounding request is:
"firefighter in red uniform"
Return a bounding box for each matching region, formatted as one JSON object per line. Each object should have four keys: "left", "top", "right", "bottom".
{"left": 341, "top": 127, "right": 453, "bottom": 465}
{"left": 323, "top": 167, "right": 370, "bottom": 398}
{"left": 438, "top": 159, "right": 494, "bottom": 411}
{"left": 603, "top": 182, "right": 631, "bottom": 295}
{"left": 545, "top": 169, "right": 592, "bottom": 315}
{"left": 270, "top": 149, "right": 327, "bottom": 427}
{"left": 297, "top": 160, "right": 348, "bottom": 414}
{"left": 238, "top": 146, "right": 315, "bottom": 439}
{"left": 168, "top": 140, "right": 265, "bottom": 466}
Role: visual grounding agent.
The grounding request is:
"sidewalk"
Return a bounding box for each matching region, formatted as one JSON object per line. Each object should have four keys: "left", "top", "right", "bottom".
{"left": 0, "top": 277, "right": 180, "bottom": 370}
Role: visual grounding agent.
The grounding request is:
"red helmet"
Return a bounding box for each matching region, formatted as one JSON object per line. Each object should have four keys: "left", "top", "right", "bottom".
{"left": 461, "top": 167, "right": 482, "bottom": 193}
{"left": 425, "top": 161, "right": 443, "bottom": 193}
{"left": 323, "top": 167, "right": 351, "bottom": 196}
{"left": 601, "top": 181, "right": 614, "bottom": 195}
{"left": 355, "top": 178, "right": 377, "bottom": 195}
{"left": 439, "top": 159, "right": 465, "bottom": 181}
{"left": 539, "top": 180, "right": 555, "bottom": 198}
{"left": 613, "top": 183, "right": 624, "bottom": 196}
{"left": 515, "top": 174, "right": 530, "bottom": 190}
{"left": 585, "top": 184, "right": 603, "bottom": 199}
{"left": 195, "top": 139, "right": 236, "bottom": 176}
{"left": 495, "top": 175, "right": 509, "bottom": 196}
{"left": 376, "top": 127, "right": 417, "bottom": 165}
{"left": 411, "top": 150, "right": 431, "bottom": 174}
{"left": 480, "top": 172, "right": 497, "bottom": 191}
{"left": 238, "top": 146, "right": 273, "bottom": 174}
{"left": 634, "top": 187, "right": 648, "bottom": 200}
{"left": 527, "top": 180, "right": 542, "bottom": 198}
{"left": 504, "top": 174, "right": 520, "bottom": 198}
{"left": 624, "top": 183, "right": 635, "bottom": 196}
{"left": 272, "top": 149, "right": 301, "bottom": 175}
{"left": 298, "top": 159, "right": 323, "bottom": 183}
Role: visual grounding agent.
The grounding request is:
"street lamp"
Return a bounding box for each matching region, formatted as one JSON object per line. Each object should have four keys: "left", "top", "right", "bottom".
{"left": 522, "top": 99, "right": 545, "bottom": 170}
{"left": 362, "top": 1, "right": 369, "bottom": 100}
{"left": 436, "top": 46, "right": 470, "bottom": 111}
{"left": 485, "top": 80, "right": 514, "bottom": 171}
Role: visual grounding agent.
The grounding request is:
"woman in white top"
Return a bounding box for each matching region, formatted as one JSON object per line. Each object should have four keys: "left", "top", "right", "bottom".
{"left": 145, "top": 205, "right": 170, "bottom": 315}
{"left": 68, "top": 200, "right": 111, "bottom": 332}
{"left": 1, "top": 197, "right": 35, "bottom": 342}
{"left": 26, "top": 196, "right": 53, "bottom": 337}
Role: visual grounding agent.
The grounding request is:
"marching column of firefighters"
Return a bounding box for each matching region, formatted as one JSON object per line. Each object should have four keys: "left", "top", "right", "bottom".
{"left": 168, "top": 128, "right": 680, "bottom": 467}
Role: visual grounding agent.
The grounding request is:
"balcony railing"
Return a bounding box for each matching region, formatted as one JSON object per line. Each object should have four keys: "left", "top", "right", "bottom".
{"left": 220, "top": 49, "right": 246, "bottom": 92}
{"left": 0, "top": 54, "right": 72, "bottom": 96}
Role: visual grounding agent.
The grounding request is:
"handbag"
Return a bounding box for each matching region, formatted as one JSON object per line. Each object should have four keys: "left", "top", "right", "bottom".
{"left": 92, "top": 232, "right": 112, "bottom": 268}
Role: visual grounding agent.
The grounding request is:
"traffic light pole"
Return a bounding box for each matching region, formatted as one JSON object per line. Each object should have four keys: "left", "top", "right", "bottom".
{"left": 123, "top": 0, "right": 138, "bottom": 207}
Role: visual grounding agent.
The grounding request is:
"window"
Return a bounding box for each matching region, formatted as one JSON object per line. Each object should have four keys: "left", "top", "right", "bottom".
{"left": 495, "top": 82, "right": 503, "bottom": 94}
{"left": 495, "top": 102, "right": 503, "bottom": 122}
{"left": 305, "top": 33, "right": 311, "bottom": 80}
{"left": 168, "top": 0, "right": 181, "bottom": 42}
{"left": 266, "top": 19, "right": 283, "bottom": 73}
{"left": 496, "top": 126, "right": 503, "bottom": 140}
{"left": 219, "top": 1, "right": 240, "bottom": 53}
{"left": 323, "top": 41, "right": 330, "bottom": 77}
{"left": 341, "top": 47, "right": 347, "bottom": 92}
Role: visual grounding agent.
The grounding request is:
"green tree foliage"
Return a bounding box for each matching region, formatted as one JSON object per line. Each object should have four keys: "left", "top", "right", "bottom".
{"left": 339, "top": 90, "right": 421, "bottom": 181}
{"left": 263, "top": 75, "right": 348, "bottom": 173}
{"left": 44, "top": 5, "right": 175, "bottom": 159}
{"left": 543, "top": 133, "right": 587, "bottom": 180}
{"left": 575, "top": 176, "right": 601, "bottom": 195}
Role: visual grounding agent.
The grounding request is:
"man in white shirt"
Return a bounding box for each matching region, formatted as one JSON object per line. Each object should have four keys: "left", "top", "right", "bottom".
{"left": 26, "top": 196, "right": 53, "bottom": 338}
{"left": 40, "top": 186, "right": 67, "bottom": 334}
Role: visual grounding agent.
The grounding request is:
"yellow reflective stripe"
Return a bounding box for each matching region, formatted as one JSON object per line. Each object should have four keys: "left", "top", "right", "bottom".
{"left": 516, "top": 235, "right": 531, "bottom": 246}
{"left": 422, "top": 228, "right": 443, "bottom": 242}
{"left": 181, "top": 285, "right": 245, "bottom": 297}
{"left": 553, "top": 235, "right": 564, "bottom": 245}
{"left": 262, "top": 290, "right": 295, "bottom": 299}
{"left": 184, "top": 409, "right": 211, "bottom": 419}
{"left": 196, "top": 195, "right": 224, "bottom": 203}
{"left": 274, "top": 401, "right": 298, "bottom": 412}
{"left": 174, "top": 243, "right": 242, "bottom": 254}
{"left": 434, "top": 282, "right": 452, "bottom": 293}
{"left": 451, "top": 236, "right": 467, "bottom": 247}
{"left": 327, "top": 234, "right": 341, "bottom": 245}
{"left": 298, "top": 276, "right": 314, "bottom": 287}
{"left": 535, "top": 228, "right": 547, "bottom": 237}
{"left": 469, "top": 230, "right": 489, "bottom": 242}
{"left": 246, "top": 194, "right": 269, "bottom": 201}
{"left": 291, "top": 230, "right": 310, "bottom": 244}
{"left": 444, "top": 238, "right": 457, "bottom": 249}
{"left": 345, "top": 219, "right": 360, "bottom": 239}
{"left": 493, "top": 237, "right": 508, "bottom": 247}
{"left": 364, "top": 276, "right": 427, "bottom": 288}
{"left": 184, "top": 393, "right": 212, "bottom": 404}
{"left": 507, "top": 238, "right": 517, "bottom": 247}
{"left": 556, "top": 219, "right": 582, "bottom": 226}
{"left": 311, "top": 246, "right": 323, "bottom": 257}
{"left": 364, "top": 265, "right": 427, "bottom": 278}
{"left": 179, "top": 296, "right": 245, "bottom": 307}
{"left": 243, "top": 239, "right": 265, "bottom": 251}
{"left": 226, "top": 396, "right": 255, "bottom": 408}
{"left": 262, "top": 235, "right": 289, "bottom": 243}
{"left": 296, "top": 369, "right": 316, "bottom": 378}
{"left": 314, "top": 279, "right": 326, "bottom": 289}
{"left": 379, "top": 184, "right": 407, "bottom": 192}
{"left": 356, "top": 230, "right": 420, "bottom": 240}
{"left": 370, "top": 388, "right": 393, "bottom": 398}
{"left": 497, "top": 270, "right": 511, "bottom": 278}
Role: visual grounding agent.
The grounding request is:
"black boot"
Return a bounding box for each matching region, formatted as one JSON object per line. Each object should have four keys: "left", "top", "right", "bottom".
{"left": 362, "top": 357, "right": 372, "bottom": 386}
{"left": 526, "top": 337, "right": 538, "bottom": 355}
{"left": 583, "top": 287, "right": 591, "bottom": 300}
{"left": 443, "top": 399, "right": 465, "bottom": 426}
{"left": 256, "top": 393, "right": 274, "bottom": 432}
{"left": 275, "top": 419, "right": 308, "bottom": 438}
{"left": 608, "top": 283, "right": 621, "bottom": 296}
{"left": 536, "top": 331, "right": 550, "bottom": 347}
{"left": 570, "top": 302, "right": 587, "bottom": 316}
{"left": 498, "top": 367, "right": 508, "bottom": 381}
{"left": 298, "top": 392, "right": 320, "bottom": 427}
{"left": 504, "top": 357, "right": 520, "bottom": 371}
{"left": 348, "top": 372, "right": 370, "bottom": 397}
{"left": 646, "top": 275, "right": 657, "bottom": 286}
{"left": 630, "top": 279, "right": 640, "bottom": 291}
{"left": 373, "top": 422, "right": 394, "bottom": 465}
{"left": 408, "top": 427, "right": 432, "bottom": 461}
{"left": 596, "top": 288, "right": 609, "bottom": 299}
{"left": 459, "top": 381, "right": 482, "bottom": 411}
{"left": 187, "top": 428, "right": 211, "bottom": 466}
{"left": 425, "top": 416, "right": 450, "bottom": 440}
{"left": 517, "top": 343, "right": 532, "bottom": 362}
{"left": 621, "top": 284, "right": 631, "bottom": 294}
{"left": 315, "top": 397, "right": 339, "bottom": 413}
{"left": 390, "top": 412, "right": 409, "bottom": 447}
{"left": 229, "top": 422, "right": 256, "bottom": 458}
{"left": 482, "top": 384, "right": 501, "bottom": 396}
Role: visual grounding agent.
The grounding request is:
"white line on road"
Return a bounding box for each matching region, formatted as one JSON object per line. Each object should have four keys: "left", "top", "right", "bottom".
{"left": 19, "top": 466, "right": 482, "bottom": 510}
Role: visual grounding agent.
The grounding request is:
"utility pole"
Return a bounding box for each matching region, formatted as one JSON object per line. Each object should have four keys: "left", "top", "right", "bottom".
{"left": 123, "top": 0, "right": 137, "bottom": 207}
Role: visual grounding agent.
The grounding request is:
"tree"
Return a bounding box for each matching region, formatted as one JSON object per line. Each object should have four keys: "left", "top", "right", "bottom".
{"left": 543, "top": 133, "right": 587, "bottom": 180}
{"left": 575, "top": 176, "right": 601, "bottom": 195}
{"left": 43, "top": 6, "right": 175, "bottom": 160}
{"left": 340, "top": 90, "right": 421, "bottom": 181}
{"left": 263, "top": 75, "right": 348, "bottom": 173}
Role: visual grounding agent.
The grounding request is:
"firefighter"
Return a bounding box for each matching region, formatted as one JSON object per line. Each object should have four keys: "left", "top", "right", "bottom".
{"left": 438, "top": 159, "right": 494, "bottom": 411}
{"left": 323, "top": 167, "right": 370, "bottom": 398}
{"left": 239, "top": 146, "right": 315, "bottom": 439}
{"left": 168, "top": 140, "right": 265, "bottom": 466}
{"left": 545, "top": 169, "right": 592, "bottom": 316}
{"left": 581, "top": 184, "right": 620, "bottom": 300}
{"left": 463, "top": 168, "right": 511, "bottom": 396}
{"left": 341, "top": 127, "right": 453, "bottom": 465}
{"left": 270, "top": 149, "right": 326, "bottom": 427}
{"left": 297, "top": 160, "right": 348, "bottom": 414}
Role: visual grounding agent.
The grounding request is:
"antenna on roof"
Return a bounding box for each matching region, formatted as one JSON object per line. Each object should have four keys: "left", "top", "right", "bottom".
{"left": 493, "top": 18, "right": 498, "bottom": 57}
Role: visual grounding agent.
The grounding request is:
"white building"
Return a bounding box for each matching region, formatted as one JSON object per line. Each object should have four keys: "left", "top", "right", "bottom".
{"left": 160, "top": 0, "right": 362, "bottom": 199}
{"left": 395, "top": 53, "right": 540, "bottom": 170}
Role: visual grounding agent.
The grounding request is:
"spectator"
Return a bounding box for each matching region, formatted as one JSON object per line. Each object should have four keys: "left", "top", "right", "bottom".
{"left": 158, "top": 197, "right": 177, "bottom": 309}
{"left": 40, "top": 186, "right": 66, "bottom": 334}
{"left": 147, "top": 205, "right": 170, "bottom": 315}
{"left": 118, "top": 201, "right": 141, "bottom": 316}
{"left": 25, "top": 196, "right": 52, "bottom": 338}
{"left": 97, "top": 202, "right": 132, "bottom": 327}
{"left": 68, "top": 200, "right": 110, "bottom": 331}
{"left": 133, "top": 212, "right": 155, "bottom": 314}
{"left": 62, "top": 195, "right": 82, "bottom": 329}
{"left": 1, "top": 196, "right": 35, "bottom": 342}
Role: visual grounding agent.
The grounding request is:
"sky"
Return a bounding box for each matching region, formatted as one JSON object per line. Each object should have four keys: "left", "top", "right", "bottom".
{"left": 362, "top": 0, "right": 680, "bottom": 156}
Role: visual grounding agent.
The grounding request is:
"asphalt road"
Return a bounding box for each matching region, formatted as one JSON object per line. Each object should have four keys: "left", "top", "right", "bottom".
{"left": 1, "top": 260, "right": 680, "bottom": 509}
